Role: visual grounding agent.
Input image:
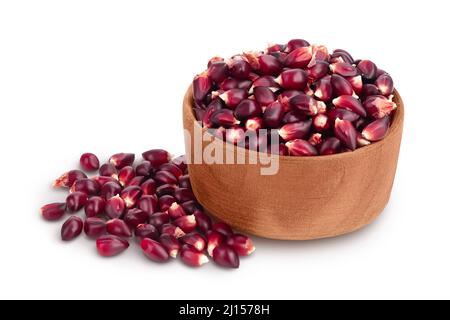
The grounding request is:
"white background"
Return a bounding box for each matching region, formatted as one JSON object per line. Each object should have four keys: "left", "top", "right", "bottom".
{"left": 0, "top": 0, "right": 449, "bottom": 300}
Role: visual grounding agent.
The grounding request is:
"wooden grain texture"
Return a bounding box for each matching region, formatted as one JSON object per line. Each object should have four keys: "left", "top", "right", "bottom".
{"left": 183, "top": 86, "right": 404, "bottom": 240}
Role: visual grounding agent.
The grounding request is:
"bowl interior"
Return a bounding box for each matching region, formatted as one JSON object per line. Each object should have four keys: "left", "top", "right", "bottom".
{"left": 184, "top": 85, "right": 404, "bottom": 162}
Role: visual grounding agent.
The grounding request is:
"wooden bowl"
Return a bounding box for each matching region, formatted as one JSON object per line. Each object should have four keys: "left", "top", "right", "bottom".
{"left": 183, "top": 86, "right": 404, "bottom": 240}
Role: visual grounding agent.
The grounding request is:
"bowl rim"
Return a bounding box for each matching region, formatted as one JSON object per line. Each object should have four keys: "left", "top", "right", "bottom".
{"left": 183, "top": 85, "right": 404, "bottom": 163}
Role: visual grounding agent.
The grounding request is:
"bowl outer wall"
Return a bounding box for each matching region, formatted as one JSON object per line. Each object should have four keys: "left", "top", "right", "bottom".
{"left": 183, "top": 86, "right": 404, "bottom": 240}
